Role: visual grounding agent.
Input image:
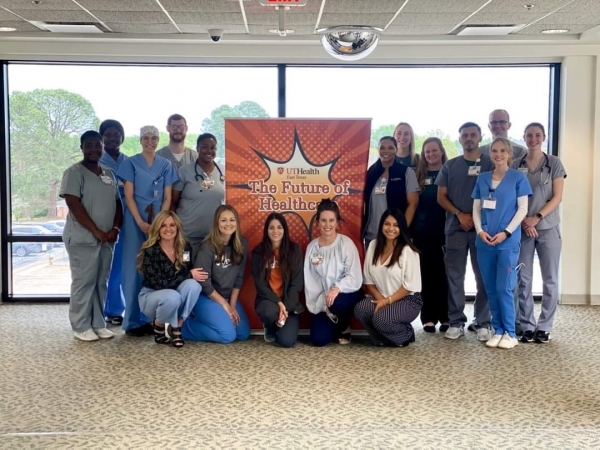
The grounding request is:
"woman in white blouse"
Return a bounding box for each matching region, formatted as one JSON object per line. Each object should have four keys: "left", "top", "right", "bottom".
{"left": 304, "top": 199, "right": 363, "bottom": 346}
{"left": 355, "top": 207, "right": 422, "bottom": 347}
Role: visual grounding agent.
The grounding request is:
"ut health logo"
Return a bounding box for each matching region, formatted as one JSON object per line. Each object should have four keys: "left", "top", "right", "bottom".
{"left": 277, "top": 167, "right": 284, "bottom": 175}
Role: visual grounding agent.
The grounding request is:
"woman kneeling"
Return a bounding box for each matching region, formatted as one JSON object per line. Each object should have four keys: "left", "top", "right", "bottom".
{"left": 355, "top": 208, "right": 423, "bottom": 347}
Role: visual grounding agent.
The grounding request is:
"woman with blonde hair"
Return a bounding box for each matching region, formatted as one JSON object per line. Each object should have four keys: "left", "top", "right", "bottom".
{"left": 181, "top": 205, "right": 251, "bottom": 343}
{"left": 393, "top": 122, "right": 420, "bottom": 168}
{"left": 412, "top": 137, "right": 450, "bottom": 332}
{"left": 137, "top": 210, "right": 205, "bottom": 348}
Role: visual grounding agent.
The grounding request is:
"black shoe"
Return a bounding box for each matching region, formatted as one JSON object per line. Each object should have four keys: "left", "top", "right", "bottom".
{"left": 439, "top": 323, "right": 450, "bottom": 333}
{"left": 534, "top": 330, "right": 551, "bottom": 343}
{"left": 106, "top": 316, "right": 123, "bottom": 326}
{"left": 516, "top": 323, "right": 523, "bottom": 336}
{"left": 423, "top": 325, "right": 436, "bottom": 333}
{"left": 520, "top": 330, "right": 535, "bottom": 343}
{"left": 263, "top": 325, "right": 277, "bottom": 343}
{"left": 467, "top": 321, "right": 477, "bottom": 332}
{"left": 399, "top": 329, "right": 416, "bottom": 347}
{"left": 125, "top": 323, "right": 155, "bottom": 337}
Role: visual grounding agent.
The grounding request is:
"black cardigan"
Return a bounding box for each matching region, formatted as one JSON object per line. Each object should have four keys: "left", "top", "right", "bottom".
{"left": 362, "top": 159, "right": 409, "bottom": 238}
{"left": 251, "top": 242, "right": 305, "bottom": 314}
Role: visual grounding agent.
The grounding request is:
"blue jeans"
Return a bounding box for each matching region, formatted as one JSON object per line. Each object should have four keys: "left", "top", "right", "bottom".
{"left": 138, "top": 279, "right": 201, "bottom": 326}
{"left": 181, "top": 293, "right": 251, "bottom": 344}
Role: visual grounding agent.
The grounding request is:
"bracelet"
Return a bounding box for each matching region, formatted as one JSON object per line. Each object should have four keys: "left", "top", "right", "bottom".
{"left": 387, "top": 296, "right": 392, "bottom": 304}
{"left": 112, "top": 227, "right": 120, "bottom": 233}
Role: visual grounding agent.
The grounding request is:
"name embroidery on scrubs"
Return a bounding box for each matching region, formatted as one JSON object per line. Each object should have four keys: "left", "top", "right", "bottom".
{"left": 468, "top": 158, "right": 481, "bottom": 177}
{"left": 374, "top": 177, "right": 388, "bottom": 195}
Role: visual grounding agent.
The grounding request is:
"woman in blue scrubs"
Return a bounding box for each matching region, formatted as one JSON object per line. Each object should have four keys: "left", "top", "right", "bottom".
{"left": 472, "top": 137, "right": 532, "bottom": 350}
{"left": 117, "top": 126, "right": 178, "bottom": 336}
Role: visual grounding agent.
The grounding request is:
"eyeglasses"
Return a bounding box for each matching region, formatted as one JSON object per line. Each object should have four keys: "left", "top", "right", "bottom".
{"left": 490, "top": 120, "right": 509, "bottom": 126}
{"left": 169, "top": 125, "right": 187, "bottom": 131}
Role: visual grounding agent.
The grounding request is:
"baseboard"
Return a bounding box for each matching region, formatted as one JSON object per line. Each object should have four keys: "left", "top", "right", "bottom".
{"left": 591, "top": 295, "right": 600, "bottom": 306}
{"left": 560, "top": 294, "right": 591, "bottom": 305}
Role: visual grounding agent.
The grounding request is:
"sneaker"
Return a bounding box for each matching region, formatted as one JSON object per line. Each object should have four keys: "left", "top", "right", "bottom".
{"left": 94, "top": 328, "right": 115, "bottom": 339}
{"left": 476, "top": 327, "right": 493, "bottom": 342}
{"left": 520, "top": 330, "right": 535, "bottom": 343}
{"left": 263, "top": 325, "right": 276, "bottom": 343}
{"left": 74, "top": 329, "right": 99, "bottom": 341}
{"left": 485, "top": 334, "right": 503, "bottom": 348}
{"left": 105, "top": 316, "right": 123, "bottom": 326}
{"left": 445, "top": 326, "right": 465, "bottom": 340}
{"left": 534, "top": 330, "right": 551, "bottom": 343}
{"left": 467, "top": 321, "right": 478, "bottom": 332}
{"left": 497, "top": 333, "right": 518, "bottom": 349}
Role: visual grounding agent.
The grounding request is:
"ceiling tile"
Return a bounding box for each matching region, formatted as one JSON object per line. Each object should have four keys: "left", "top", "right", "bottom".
{"left": 245, "top": 12, "right": 317, "bottom": 26}
{"left": 394, "top": 13, "right": 472, "bottom": 25}
{"left": 161, "top": 0, "right": 245, "bottom": 13}
{"left": 0, "top": 9, "right": 18, "bottom": 20}
{"left": 77, "top": 0, "right": 162, "bottom": 12}
{"left": 385, "top": 24, "right": 456, "bottom": 35}
{"left": 169, "top": 11, "right": 244, "bottom": 25}
{"left": 517, "top": 23, "right": 590, "bottom": 34}
{"left": 537, "top": 12, "right": 600, "bottom": 25}
{"left": 401, "top": 0, "right": 489, "bottom": 13}
{"left": 0, "top": 20, "right": 42, "bottom": 31}
{"left": 481, "top": 0, "right": 571, "bottom": 13}
{"left": 249, "top": 24, "right": 315, "bottom": 35}
{"left": 0, "top": 0, "right": 81, "bottom": 10}
{"left": 319, "top": 13, "right": 394, "bottom": 28}
{"left": 8, "top": 9, "right": 95, "bottom": 22}
{"left": 243, "top": 0, "right": 321, "bottom": 14}
{"left": 465, "top": 12, "right": 547, "bottom": 25}
{"left": 179, "top": 23, "right": 249, "bottom": 34}
{"left": 91, "top": 11, "right": 171, "bottom": 24}
{"left": 107, "top": 22, "right": 179, "bottom": 33}
{"left": 323, "top": 0, "right": 406, "bottom": 14}
{"left": 560, "top": 0, "right": 600, "bottom": 12}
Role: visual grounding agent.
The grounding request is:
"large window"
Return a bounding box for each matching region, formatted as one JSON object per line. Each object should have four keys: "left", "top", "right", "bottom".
{"left": 6, "top": 64, "right": 278, "bottom": 296}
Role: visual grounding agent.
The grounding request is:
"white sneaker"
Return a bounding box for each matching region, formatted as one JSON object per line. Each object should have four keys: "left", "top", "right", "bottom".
{"left": 485, "top": 334, "right": 503, "bottom": 348}
{"left": 94, "top": 328, "right": 115, "bottom": 339}
{"left": 477, "top": 327, "right": 493, "bottom": 342}
{"left": 445, "top": 326, "right": 465, "bottom": 340}
{"left": 497, "top": 333, "right": 518, "bottom": 349}
{"left": 74, "top": 329, "right": 99, "bottom": 341}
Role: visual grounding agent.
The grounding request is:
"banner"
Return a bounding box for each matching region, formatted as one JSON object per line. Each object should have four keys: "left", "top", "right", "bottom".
{"left": 225, "top": 118, "right": 371, "bottom": 329}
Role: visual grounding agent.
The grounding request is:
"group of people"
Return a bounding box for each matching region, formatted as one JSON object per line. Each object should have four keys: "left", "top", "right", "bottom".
{"left": 59, "top": 109, "right": 566, "bottom": 350}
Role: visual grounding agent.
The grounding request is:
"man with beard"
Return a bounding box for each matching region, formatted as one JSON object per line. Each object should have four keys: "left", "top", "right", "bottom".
{"left": 157, "top": 114, "right": 198, "bottom": 169}
{"left": 480, "top": 109, "right": 527, "bottom": 160}
{"left": 435, "top": 122, "right": 493, "bottom": 342}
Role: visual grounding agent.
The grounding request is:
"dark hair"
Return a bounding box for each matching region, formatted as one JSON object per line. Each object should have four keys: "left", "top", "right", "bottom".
{"left": 459, "top": 122, "right": 482, "bottom": 134}
{"left": 80, "top": 130, "right": 102, "bottom": 146}
{"left": 257, "top": 213, "right": 296, "bottom": 286}
{"left": 167, "top": 114, "right": 187, "bottom": 126}
{"left": 372, "top": 208, "right": 419, "bottom": 268}
{"left": 197, "top": 133, "right": 217, "bottom": 147}
{"left": 524, "top": 122, "right": 546, "bottom": 137}
{"left": 99, "top": 119, "right": 125, "bottom": 138}
{"left": 379, "top": 135, "right": 398, "bottom": 149}
{"left": 316, "top": 198, "right": 340, "bottom": 222}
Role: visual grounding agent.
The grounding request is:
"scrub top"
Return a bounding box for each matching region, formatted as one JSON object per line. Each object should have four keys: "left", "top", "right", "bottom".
{"left": 156, "top": 146, "right": 198, "bottom": 170}
{"left": 472, "top": 169, "right": 532, "bottom": 249}
{"left": 174, "top": 162, "right": 225, "bottom": 242}
{"left": 117, "top": 154, "right": 178, "bottom": 222}
{"left": 99, "top": 151, "right": 128, "bottom": 200}
{"left": 59, "top": 163, "right": 119, "bottom": 246}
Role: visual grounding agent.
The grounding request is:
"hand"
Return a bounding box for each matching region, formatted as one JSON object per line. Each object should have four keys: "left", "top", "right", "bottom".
{"left": 489, "top": 232, "right": 508, "bottom": 246}
{"left": 371, "top": 296, "right": 390, "bottom": 314}
{"left": 221, "top": 302, "right": 235, "bottom": 323}
{"left": 522, "top": 216, "right": 540, "bottom": 230}
{"left": 478, "top": 231, "right": 494, "bottom": 246}
{"left": 191, "top": 268, "right": 209, "bottom": 282}
{"left": 458, "top": 213, "right": 474, "bottom": 231}
{"left": 230, "top": 304, "right": 241, "bottom": 326}
{"left": 525, "top": 227, "right": 539, "bottom": 238}
{"left": 325, "top": 287, "right": 340, "bottom": 307}
{"left": 92, "top": 228, "right": 108, "bottom": 245}
{"left": 106, "top": 229, "right": 119, "bottom": 243}
{"left": 277, "top": 302, "right": 288, "bottom": 326}
{"left": 138, "top": 221, "right": 150, "bottom": 234}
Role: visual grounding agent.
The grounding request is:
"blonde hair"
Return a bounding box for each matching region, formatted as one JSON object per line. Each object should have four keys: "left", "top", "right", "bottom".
{"left": 393, "top": 122, "right": 420, "bottom": 167}
{"left": 490, "top": 137, "right": 513, "bottom": 166}
{"left": 204, "top": 205, "right": 244, "bottom": 265}
{"left": 137, "top": 211, "right": 187, "bottom": 272}
{"left": 416, "top": 137, "right": 448, "bottom": 191}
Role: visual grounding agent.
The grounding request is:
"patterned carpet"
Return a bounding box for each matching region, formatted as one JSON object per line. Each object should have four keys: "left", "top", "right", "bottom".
{"left": 1, "top": 303, "right": 599, "bottom": 449}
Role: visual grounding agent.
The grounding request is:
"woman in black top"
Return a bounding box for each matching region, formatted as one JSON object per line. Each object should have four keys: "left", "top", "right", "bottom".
{"left": 412, "top": 137, "right": 449, "bottom": 333}
{"left": 137, "top": 210, "right": 206, "bottom": 347}
{"left": 252, "top": 213, "right": 304, "bottom": 348}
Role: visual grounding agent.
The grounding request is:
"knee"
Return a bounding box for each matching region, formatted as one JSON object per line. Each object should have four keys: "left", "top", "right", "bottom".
{"left": 372, "top": 313, "right": 393, "bottom": 330}
{"left": 256, "top": 300, "right": 279, "bottom": 324}
{"left": 277, "top": 336, "right": 297, "bottom": 348}
{"left": 353, "top": 299, "right": 371, "bottom": 321}
{"left": 181, "top": 279, "right": 202, "bottom": 295}
{"left": 310, "top": 333, "right": 331, "bottom": 347}
{"left": 237, "top": 324, "right": 251, "bottom": 341}
{"left": 219, "top": 328, "right": 237, "bottom": 344}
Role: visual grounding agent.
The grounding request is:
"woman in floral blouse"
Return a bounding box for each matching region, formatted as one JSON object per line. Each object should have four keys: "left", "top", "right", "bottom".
{"left": 137, "top": 210, "right": 207, "bottom": 348}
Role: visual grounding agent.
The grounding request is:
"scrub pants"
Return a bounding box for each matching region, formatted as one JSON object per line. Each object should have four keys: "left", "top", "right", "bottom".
{"left": 445, "top": 231, "right": 491, "bottom": 328}
{"left": 256, "top": 299, "right": 300, "bottom": 348}
{"left": 518, "top": 226, "right": 562, "bottom": 333}
{"left": 138, "top": 279, "right": 201, "bottom": 326}
{"left": 181, "top": 294, "right": 251, "bottom": 344}
{"left": 66, "top": 243, "right": 114, "bottom": 333}
{"left": 310, "top": 291, "right": 362, "bottom": 347}
{"left": 476, "top": 241, "right": 520, "bottom": 337}
{"left": 413, "top": 233, "right": 448, "bottom": 325}
{"left": 103, "top": 233, "right": 125, "bottom": 318}
{"left": 354, "top": 294, "right": 423, "bottom": 346}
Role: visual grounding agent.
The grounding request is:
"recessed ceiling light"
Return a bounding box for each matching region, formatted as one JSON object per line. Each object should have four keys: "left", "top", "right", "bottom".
{"left": 541, "top": 28, "right": 569, "bottom": 34}
{"left": 32, "top": 0, "right": 42, "bottom": 4}
{"left": 269, "top": 29, "right": 295, "bottom": 36}
{"left": 0, "top": 27, "right": 17, "bottom": 32}
{"left": 524, "top": 4, "right": 535, "bottom": 10}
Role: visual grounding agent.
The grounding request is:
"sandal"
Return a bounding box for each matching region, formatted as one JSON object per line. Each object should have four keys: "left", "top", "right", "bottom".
{"left": 338, "top": 331, "right": 351, "bottom": 345}
{"left": 153, "top": 321, "right": 170, "bottom": 344}
{"left": 168, "top": 325, "right": 185, "bottom": 348}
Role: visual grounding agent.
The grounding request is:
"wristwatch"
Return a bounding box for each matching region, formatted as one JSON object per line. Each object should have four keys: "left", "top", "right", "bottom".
{"left": 536, "top": 213, "right": 543, "bottom": 220}
{"left": 453, "top": 209, "right": 461, "bottom": 216}
{"left": 504, "top": 229, "right": 512, "bottom": 238}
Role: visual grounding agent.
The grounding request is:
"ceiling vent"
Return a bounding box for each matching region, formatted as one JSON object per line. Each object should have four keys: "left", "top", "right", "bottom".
{"left": 30, "top": 21, "right": 107, "bottom": 33}
{"left": 452, "top": 24, "right": 526, "bottom": 36}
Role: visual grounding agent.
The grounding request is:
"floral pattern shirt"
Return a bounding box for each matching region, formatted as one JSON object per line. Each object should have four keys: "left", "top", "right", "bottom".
{"left": 141, "top": 242, "right": 193, "bottom": 291}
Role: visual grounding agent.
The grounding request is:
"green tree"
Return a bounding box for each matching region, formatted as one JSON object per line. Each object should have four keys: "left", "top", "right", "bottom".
{"left": 201, "top": 101, "right": 269, "bottom": 159}
{"left": 370, "top": 124, "right": 396, "bottom": 153}
{"left": 10, "top": 89, "right": 99, "bottom": 219}
{"left": 415, "top": 129, "right": 461, "bottom": 159}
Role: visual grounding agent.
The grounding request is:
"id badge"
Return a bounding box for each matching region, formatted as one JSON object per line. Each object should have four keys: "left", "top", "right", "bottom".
{"left": 153, "top": 189, "right": 158, "bottom": 199}
{"left": 100, "top": 175, "right": 113, "bottom": 185}
{"left": 518, "top": 168, "right": 528, "bottom": 174}
{"left": 374, "top": 185, "right": 386, "bottom": 195}
{"left": 311, "top": 252, "right": 323, "bottom": 265}
{"left": 118, "top": 179, "right": 125, "bottom": 187}
{"left": 483, "top": 198, "right": 497, "bottom": 209}
{"left": 468, "top": 166, "right": 481, "bottom": 176}
{"left": 182, "top": 251, "right": 190, "bottom": 262}
{"left": 424, "top": 177, "right": 433, "bottom": 186}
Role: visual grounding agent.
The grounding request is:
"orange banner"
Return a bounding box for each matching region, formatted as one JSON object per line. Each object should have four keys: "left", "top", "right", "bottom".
{"left": 225, "top": 118, "right": 371, "bottom": 329}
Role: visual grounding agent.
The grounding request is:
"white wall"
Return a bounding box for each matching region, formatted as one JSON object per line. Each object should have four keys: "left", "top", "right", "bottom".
{"left": 0, "top": 34, "right": 598, "bottom": 304}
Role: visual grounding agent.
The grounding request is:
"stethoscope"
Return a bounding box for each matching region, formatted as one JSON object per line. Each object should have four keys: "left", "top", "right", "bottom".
{"left": 519, "top": 154, "right": 551, "bottom": 185}
{"left": 194, "top": 162, "right": 225, "bottom": 191}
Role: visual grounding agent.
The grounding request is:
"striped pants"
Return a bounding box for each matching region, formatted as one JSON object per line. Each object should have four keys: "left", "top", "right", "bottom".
{"left": 354, "top": 294, "right": 423, "bottom": 346}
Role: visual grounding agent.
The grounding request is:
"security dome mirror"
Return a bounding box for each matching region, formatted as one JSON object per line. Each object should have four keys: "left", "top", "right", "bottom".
{"left": 316, "top": 26, "right": 383, "bottom": 61}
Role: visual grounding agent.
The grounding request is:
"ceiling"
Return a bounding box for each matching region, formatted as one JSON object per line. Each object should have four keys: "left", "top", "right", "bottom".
{"left": 0, "top": 0, "right": 598, "bottom": 39}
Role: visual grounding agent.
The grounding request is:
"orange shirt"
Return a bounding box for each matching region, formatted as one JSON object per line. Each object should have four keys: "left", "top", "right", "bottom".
{"left": 269, "top": 248, "right": 284, "bottom": 298}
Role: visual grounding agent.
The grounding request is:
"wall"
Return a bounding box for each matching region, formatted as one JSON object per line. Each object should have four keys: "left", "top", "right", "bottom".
{"left": 0, "top": 33, "right": 598, "bottom": 305}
